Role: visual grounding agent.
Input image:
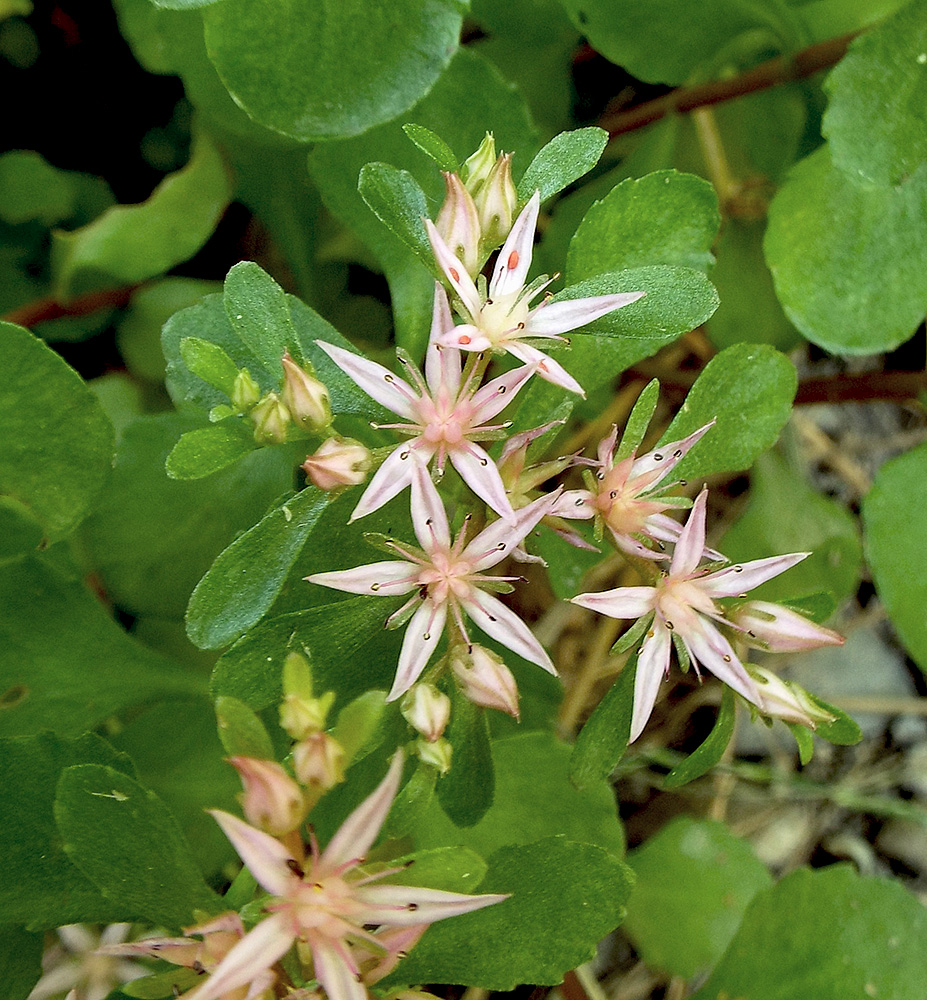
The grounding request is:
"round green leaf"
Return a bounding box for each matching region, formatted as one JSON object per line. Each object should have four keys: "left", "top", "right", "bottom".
{"left": 691, "top": 865, "right": 927, "bottom": 1000}
{"left": 625, "top": 816, "right": 772, "bottom": 978}
{"left": 765, "top": 146, "right": 927, "bottom": 354}
{"left": 0, "top": 150, "right": 76, "bottom": 226}
{"left": 863, "top": 441, "right": 927, "bottom": 672}
{"left": 0, "top": 322, "right": 113, "bottom": 544}
{"left": 166, "top": 424, "right": 257, "bottom": 480}
{"left": 823, "top": 0, "right": 927, "bottom": 187}
{"left": 202, "top": 0, "right": 465, "bottom": 141}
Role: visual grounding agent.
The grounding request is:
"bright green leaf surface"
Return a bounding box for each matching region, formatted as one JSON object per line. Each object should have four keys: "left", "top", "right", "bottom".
{"left": 186, "top": 486, "right": 328, "bottom": 650}
{"left": 0, "top": 322, "right": 113, "bottom": 544}
{"left": 202, "top": 0, "right": 464, "bottom": 141}
{"left": 720, "top": 450, "right": 863, "bottom": 603}
{"left": 823, "top": 0, "right": 927, "bottom": 187}
{"left": 419, "top": 732, "right": 624, "bottom": 857}
{"left": 51, "top": 129, "right": 231, "bottom": 298}
{"left": 663, "top": 687, "right": 736, "bottom": 789}
{"left": 863, "top": 441, "right": 927, "bottom": 671}
{"left": 570, "top": 659, "right": 636, "bottom": 789}
{"left": 224, "top": 261, "right": 300, "bottom": 373}
{"left": 387, "top": 837, "right": 633, "bottom": 990}
{"left": 0, "top": 150, "right": 75, "bottom": 225}
{"left": 402, "top": 123, "right": 460, "bottom": 172}
{"left": 0, "top": 498, "right": 43, "bottom": 565}
{"left": 517, "top": 127, "right": 608, "bottom": 204}
{"left": 386, "top": 846, "right": 488, "bottom": 895}
{"left": 55, "top": 764, "right": 219, "bottom": 927}
{"left": 625, "top": 816, "right": 772, "bottom": 977}
{"left": 567, "top": 170, "right": 720, "bottom": 280}
{"left": 214, "top": 695, "right": 275, "bottom": 760}
{"left": 691, "top": 865, "right": 927, "bottom": 1000}
{"left": 179, "top": 336, "right": 241, "bottom": 396}
{"left": 0, "top": 733, "right": 135, "bottom": 927}
{"left": 166, "top": 423, "right": 257, "bottom": 479}
{"left": 0, "top": 555, "right": 205, "bottom": 738}
{"left": 765, "top": 147, "right": 927, "bottom": 353}
{"left": 436, "top": 692, "right": 494, "bottom": 828}
{"left": 357, "top": 163, "right": 435, "bottom": 272}
{"left": 0, "top": 925, "right": 42, "bottom": 1000}
{"left": 660, "top": 343, "right": 798, "bottom": 480}
{"left": 80, "top": 413, "right": 293, "bottom": 620}
{"left": 151, "top": 0, "right": 220, "bottom": 8}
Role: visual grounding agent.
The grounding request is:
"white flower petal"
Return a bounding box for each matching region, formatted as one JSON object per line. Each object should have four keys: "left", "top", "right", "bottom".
{"left": 410, "top": 457, "right": 451, "bottom": 552}
{"left": 505, "top": 341, "right": 585, "bottom": 396}
{"left": 465, "top": 588, "right": 555, "bottom": 673}
{"left": 306, "top": 561, "right": 418, "bottom": 596}
{"left": 437, "top": 322, "right": 493, "bottom": 352}
{"left": 550, "top": 488, "right": 595, "bottom": 520}
{"left": 425, "top": 283, "right": 462, "bottom": 394}
{"left": 570, "top": 586, "right": 657, "bottom": 620}
{"left": 669, "top": 488, "right": 709, "bottom": 577}
{"left": 315, "top": 342, "right": 417, "bottom": 420}
{"left": 311, "top": 938, "right": 367, "bottom": 1000}
{"left": 349, "top": 444, "right": 420, "bottom": 522}
{"left": 389, "top": 599, "right": 448, "bottom": 701}
{"left": 681, "top": 617, "right": 761, "bottom": 706}
{"left": 207, "top": 811, "right": 298, "bottom": 898}
{"left": 700, "top": 552, "right": 809, "bottom": 598}
{"left": 527, "top": 290, "right": 645, "bottom": 336}
{"left": 425, "top": 220, "right": 482, "bottom": 318}
{"left": 354, "top": 883, "right": 509, "bottom": 925}
{"left": 470, "top": 362, "right": 536, "bottom": 422}
{"left": 463, "top": 489, "right": 560, "bottom": 571}
{"left": 450, "top": 442, "right": 516, "bottom": 521}
{"left": 490, "top": 191, "right": 539, "bottom": 298}
{"left": 629, "top": 422, "right": 714, "bottom": 488}
{"left": 630, "top": 624, "right": 672, "bottom": 742}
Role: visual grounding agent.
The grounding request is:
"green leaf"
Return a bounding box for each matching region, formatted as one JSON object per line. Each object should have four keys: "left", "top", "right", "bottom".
{"left": 215, "top": 695, "right": 275, "bottom": 760}
{"left": 624, "top": 816, "right": 772, "bottom": 978}
{"left": 719, "top": 450, "right": 863, "bottom": 603}
{"left": 166, "top": 423, "right": 257, "bottom": 480}
{"left": 150, "top": 0, "right": 220, "bottom": 8}
{"left": 0, "top": 498, "right": 43, "bottom": 566}
{"left": 51, "top": 129, "right": 231, "bottom": 298}
{"left": 437, "top": 691, "right": 494, "bottom": 828}
{"left": 863, "top": 441, "right": 927, "bottom": 671}
{"left": 616, "top": 378, "right": 660, "bottom": 460}
{"left": 417, "top": 732, "right": 624, "bottom": 858}
{"left": 570, "top": 658, "right": 636, "bottom": 789}
{"left": 357, "top": 163, "right": 436, "bottom": 271}
{"left": 55, "top": 764, "right": 219, "bottom": 927}
{"left": 402, "top": 123, "right": 460, "bottom": 172}
{"left": 567, "top": 170, "right": 720, "bottom": 280}
{"left": 186, "top": 486, "right": 328, "bottom": 650}
{"left": 765, "top": 147, "right": 927, "bottom": 354}
{"left": 224, "top": 261, "right": 301, "bottom": 374}
{"left": 517, "top": 127, "right": 608, "bottom": 204}
{"left": 558, "top": 0, "right": 800, "bottom": 85}
{"left": 691, "top": 865, "right": 927, "bottom": 1000}
{"left": 660, "top": 343, "right": 797, "bottom": 480}
{"left": 0, "top": 926, "right": 42, "bottom": 1000}
{"left": 663, "top": 687, "right": 736, "bottom": 789}
{"left": 789, "top": 721, "right": 815, "bottom": 764}
{"left": 0, "top": 732, "right": 135, "bottom": 927}
{"left": 179, "top": 336, "right": 241, "bottom": 396}
{"left": 0, "top": 150, "right": 76, "bottom": 225}
{"left": 811, "top": 694, "right": 863, "bottom": 746}
{"left": 201, "top": 0, "right": 464, "bottom": 141}
{"left": 0, "top": 322, "right": 114, "bottom": 544}
{"left": 386, "top": 837, "right": 633, "bottom": 990}
{"left": 386, "top": 846, "right": 488, "bottom": 894}
{"left": 332, "top": 690, "right": 388, "bottom": 765}
{"left": 80, "top": 413, "right": 294, "bottom": 619}
{"left": 0, "top": 555, "right": 205, "bottom": 738}
{"left": 823, "top": 0, "right": 927, "bottom": 187}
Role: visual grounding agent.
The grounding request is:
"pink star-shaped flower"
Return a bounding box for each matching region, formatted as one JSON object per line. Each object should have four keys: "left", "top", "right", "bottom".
{"left": 317, "top": 285, "right": 533, "bottom": 522}
{"left": 571, "top": 489, "right": 816, "bottom": 742}
{"left": 307, "top": 457, "right": 559, "bottom": 700}
{"left": 426, "top": 190, "right": 645, "bottom": 396}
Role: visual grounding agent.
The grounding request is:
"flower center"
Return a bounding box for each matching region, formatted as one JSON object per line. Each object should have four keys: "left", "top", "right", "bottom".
{"left": 418, "top": 552, "right": 473, "bottom": 604}
{"left": 478, "top": 292, "right": 529, "bottom": 347}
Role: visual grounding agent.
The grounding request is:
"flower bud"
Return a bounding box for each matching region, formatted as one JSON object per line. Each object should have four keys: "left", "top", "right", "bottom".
{"left": 729, "top": 601, "right": 845, "bottom": 653}
{"left": 748, "top": 666, "right": 838, "bottom": 730}
{"left": 228, "top": 756, "right": 306, "bottom": 836}
{"left": 462, "top": 133, "right": 496, "bottom": 195}
{"left": 434, "top": 172, "right": 481, "bottom": 278}
{"left": 302, "top": 437, "right": 372, "bottom": 492}
{"left": 416, "top": 736, "right": 452, "bottom": 774}
{"left": 279, "top": 690, "right": 334, "bottom": 741}
{"left": 450, "top": 645, "right": 520, "bottom": 719}
{"left": 401, "top": 683, "right": 451, "bottom": 742}
{"left": 230, "top": 369, "right": 261, "bottom": 412}
{"left": 293, "top": 731, "right": 345, "bottom": 791}
{"left": 472, "top": 152, "right": 517, "bottom": 249}
{"left": 281, "top": 352, "right": 331, "bottom": 431}
{"left": 250, "top": 392, "right": 291, "bottom": 444}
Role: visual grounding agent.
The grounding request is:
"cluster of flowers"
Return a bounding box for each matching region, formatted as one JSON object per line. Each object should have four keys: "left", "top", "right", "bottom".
{"left": 306, "top": 135, "right": 844, "bottom": 745}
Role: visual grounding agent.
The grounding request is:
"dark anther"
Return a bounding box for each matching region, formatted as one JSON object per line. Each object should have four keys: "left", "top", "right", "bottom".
{"left": 733, "top": 565, "right": 743, "bottom": 573}
{"left": 679, "top": 479, "right": 688, "bottom": 486}
{"left": 192, "top": 961, "right": 205, "bottom": 975}
{"left": 384, "top": 374, "right": 394, "bottom": 382}
{"left": 748, "top": 630, "right": 757, "bottom": 638}
{"left": 723, "top": 654, "right": 732, "bottom": 662}
{"left": 423, "top": 631, "right": 431, "bottom": 641}
{"left": 485, "top": 298, "right": 493, "bottom": 305}
{"left": 480, "top": 457, "right": 488, "bottom": 466}
{"left": 371, "top": 583, "right": 380, "bottom": 591}
{"left": 654, "top": 453, "right": 664, "bottom": 461}
{"left": 408, "top": 903, "right": 420, "bottom": 911}
{"left": 674, "top": 449, "right": 682, "bottom": 457}
{"left": 487, "top": 614, "right": 497, "bottom": 622}
{"left": 596, "top": 472, "right": 605, "bottom": 480}
{"left": 426, "top": 517, "right": 433, "bottom": 525}
{"left": 497, "top": 542, "right": 506, "bottom": 550}
{"left": 400, "top": 451, "right": 410, "bottom": 460}
{"left": 498, "top": 385, "right": 506, "bottom": 393}
{"left": 286, "top": 858, "right": 305, "bottom": 878}
{"left": 610, "top": 490, "right": 618, "bottom": 499}
{"left": 665, "top": 621, "right": 674, "bottom": 630}
{"left": 575, "top": 498, "right": 584, "bottom": 506}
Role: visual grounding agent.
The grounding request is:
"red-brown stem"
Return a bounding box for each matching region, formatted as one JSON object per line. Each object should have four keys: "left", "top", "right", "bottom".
{"left": 2, "top": 284, "right": 140, "bottom": 328}
{"left": 600, "top": 33, "right": 857, "bottom": 137}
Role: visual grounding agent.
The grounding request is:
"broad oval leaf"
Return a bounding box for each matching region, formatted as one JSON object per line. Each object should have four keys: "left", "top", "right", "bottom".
{"left": 166, "top": 424, "right": 257, "bottom": 480}
{"left": 663, "top": 687, "right": 735, "bottom": 789}
{"left": 517, "top": 127, "right": 608, "bottom": 205}
{"left": 570, "top": 657, "right": 636, "bottom": 789}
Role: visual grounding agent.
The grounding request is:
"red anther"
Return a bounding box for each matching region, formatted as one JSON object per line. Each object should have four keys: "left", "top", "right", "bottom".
{"left": 507, "top": 250, "right": 519, "bottom": 270}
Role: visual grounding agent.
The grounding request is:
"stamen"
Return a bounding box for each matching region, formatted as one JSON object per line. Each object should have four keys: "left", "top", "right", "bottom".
{"left": 450, "top": 267, "right": 460, "bottom": 282}
{"left": 610, "top": 490, "right": 618, "bottom": 499}
{"left": 748, "top": 630, "right": 757, "bottom": 638}
{"left": 674, "top": 449, "right": 682, "bottom": 457}
{"left": 733, "top": 565, "right": 743, "bottom": 573}
{"left": 192, "top": 961, "right": 205, "bottom": 975}
{"left": 371, "top": 583, "right": 380, "bottom": 591}
{"left": 665, "top": 621, "right": 674, "bottom": 630}
{"left": 408, "top": 902, "right": 420, "bottom": 911}
{"left": 574, "top": 498, "right": 584, "bottom": 506}
{"left": 286, "top": 858, "right": 305, "bottom": 879}
{"left": 722, "top": 654, "right": 732, "bottom": 662}
{"left": 384, "top": 374, "right": 394, "bottom": 382}
{"left": 507, "top": 250, "right": 519, "bottom": 270}
{"left": 460, "top": 335, "right": 471, "bottom": 345}
{"left": 654, "top": 453, "right": 664, "bottom": 461}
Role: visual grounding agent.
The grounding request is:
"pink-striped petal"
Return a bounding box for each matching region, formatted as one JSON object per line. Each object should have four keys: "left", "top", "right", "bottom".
{"left": 425, "top": 220, "right": 482, "bottom": 318}
{"left": 186, "top": 913, "right": 294, "bottom": 1000}
{"left": 305, "top": 561, "right": 418, "bottom": 596}
{"left": 570, "top": 586, "right": 657, "bottom": 620}
{"left": 550, "top": 488, "right": 595, "bottom": 520}
{"left": 316, "top": 342, "right": 418, "bottom": 420}
{"left": 505, "top": 341, "right": 585, "bottom": 396}
{"left": 410, "top": 457, "right": 450, "bottom": 552}
{"left": 207, "top": 811, "right": 298, "bottom": 898}
{"left": 464, "top": 588, "right": 555, "bottom": 673}
{"left": 490, "top": 191, "right": 539, "bottom": 297}
{"left": 680, "top": 617, "right": 761, "bottom": 706}
{"left": 349, "top": 444, "right": 422, "bottom": 522}
{"left": 307, "top": 937, "right": 367, "bottom": 1000}
{"left": 470, "top": 361, "right": 536, "bottom": 422}
{"left": 463, "top": 489, "right": 561, "bottom": 571}
{"left": 630, "top": 623, "right": 672, "bottom": 742}
{"left": 730, "top": 600, "right": 845, "bottom": 652}
{"left": 322, "top": 752, "right": 404, "bottom": 869}
{"left": 425, "top": 283, "right": 462, "bottom": 395}
{"left": 629, "top": 422, "right": 714, "bottom": 489}
{"left": 527, "top": 290, "right": 645, "bottom": 336}
{"left": 389, "top": 599, "right": 448, "bottom": 700}
{"left": 437, "top": 322, "right": 493, "bottom": 353}
{"left": 354, "top": 883, "right": 509, "bottom": 925}
{"left": 699, "top": 552, "right": 809, "bottom": 598}
{"left": 450, "top": 442, "right": 516, "bottom": 521}
{"left": 669, "top": 489, "right": 708, "bottom": 577}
